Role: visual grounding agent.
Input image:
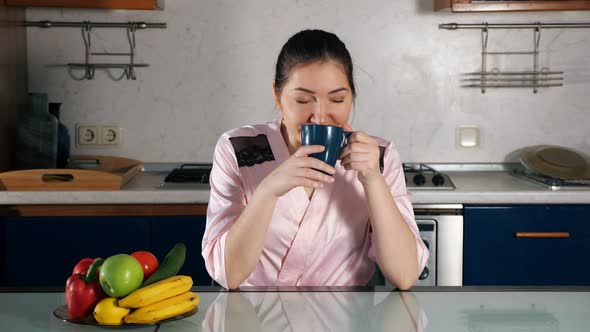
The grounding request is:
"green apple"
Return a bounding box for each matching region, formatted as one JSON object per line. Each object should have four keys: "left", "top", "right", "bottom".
{"left": 99, "top": 254, "right": 144, "bottom": 298}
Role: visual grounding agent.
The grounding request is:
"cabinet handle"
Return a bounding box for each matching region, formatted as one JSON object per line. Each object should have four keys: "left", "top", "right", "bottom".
{"left": 514, "top": 232, "right": 570, "bottom": 238}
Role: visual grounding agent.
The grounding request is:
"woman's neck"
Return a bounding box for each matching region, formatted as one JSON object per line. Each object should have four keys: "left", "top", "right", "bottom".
{"left": 280, "top": 122, "right": 300, "bottom": 155}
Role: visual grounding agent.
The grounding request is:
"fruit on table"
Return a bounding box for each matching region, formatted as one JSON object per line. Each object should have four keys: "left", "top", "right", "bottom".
{"left": 130, "top": 251, "right": 159, "bottom": 281}
{"left": 72, "top": 258, "right": 96, "bottom": 276}
{"left": 119, "top": 275, "right": 193, "bottom": 308}
{"left": 66, "top": 258, "right": 106, "bottom": 319}
{"left": 142, "top": 243, "right": 186, "bottom": 287}
{"left": 99, "top": 254, "right": 144, "bottom": 298}
{"left": 93, "top": 297, "right": 131, "bottom": 325}
{"left": 124, "top": 291, "right": 200, "bottom": 324}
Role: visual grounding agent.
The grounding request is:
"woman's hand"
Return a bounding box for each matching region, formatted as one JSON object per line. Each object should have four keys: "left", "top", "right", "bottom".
{"left": 339, "top": 124, "right": 382, "bottom": 185}
{"left": 258, "top": 145, "right": 336, "bottom": 198}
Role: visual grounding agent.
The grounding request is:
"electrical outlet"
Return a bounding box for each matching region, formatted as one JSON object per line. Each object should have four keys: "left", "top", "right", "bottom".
{"left": 76, "top": 124, "right": 123, "bottom": 148}
{"left": 76, "top": 125, "right": 98, "bottom": 146}
{"left": 100, "top": 126, "right": 123, "bottom": 146}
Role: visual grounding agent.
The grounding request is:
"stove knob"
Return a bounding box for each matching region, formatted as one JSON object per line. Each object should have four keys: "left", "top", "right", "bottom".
{"left": 432, "top": 174, "right": 445, "bottom": 186}
{"left": 413, "top": 174, "right": 426, "bottom": 186}
{"left": 419, "top": 266, "right": 429, "bottom": 280}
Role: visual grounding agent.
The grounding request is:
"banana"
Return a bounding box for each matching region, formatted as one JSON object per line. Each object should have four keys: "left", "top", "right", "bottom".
{"left": 124, "top": 291, "right": 199, "bottom": 324}
{"left": 119, "top": 275, "right": 193, "bottom": 309}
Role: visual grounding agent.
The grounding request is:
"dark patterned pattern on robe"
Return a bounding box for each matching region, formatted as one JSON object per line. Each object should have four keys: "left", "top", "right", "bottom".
{"left": 379, "top": 146, "right": 386, "bottom": 173}
{"left": 229, "top": 134, "right": 275, "bottom": 167}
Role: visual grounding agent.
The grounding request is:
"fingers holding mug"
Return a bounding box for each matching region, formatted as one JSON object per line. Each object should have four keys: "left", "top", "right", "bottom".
{"left": 294, "top": 144, "right": 325, "bottom": 158}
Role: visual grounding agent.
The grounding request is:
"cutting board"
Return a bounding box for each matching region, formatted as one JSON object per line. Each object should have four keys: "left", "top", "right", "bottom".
{"left": 0, "top": 156, "right": 142, "bottom": 191}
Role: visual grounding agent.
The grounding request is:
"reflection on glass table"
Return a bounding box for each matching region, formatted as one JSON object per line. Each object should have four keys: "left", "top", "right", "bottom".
{"left": 202, "top": 291, "right": 427, "bottom": 332}
{"left": 463, "top": 304, "right": 558, "bottom": 332}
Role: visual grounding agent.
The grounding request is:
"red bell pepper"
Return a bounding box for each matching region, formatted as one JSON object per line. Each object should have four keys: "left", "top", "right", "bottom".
{"left": 65, "top": 258, "right": 106, "bottom": 319}
{"left": 71, "top": 258, "right": 95, "bottom": 276}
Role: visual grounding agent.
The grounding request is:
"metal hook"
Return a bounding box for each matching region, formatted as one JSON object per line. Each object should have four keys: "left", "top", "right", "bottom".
{"left": 534, "top": 22, "right": 542, "bottom": 48}
{"left": 126, "top": 23, "right": 138, "bottom": 80}
{"left": 74, "top": 22, "right": 94, "bottom": 80}
{"left": 87, "top": 65, "right": 95, "bottom": 80}
{"left": 482, "top": 23, "right": 489, "bottom": 49}
{"left": 533, "top": 22, "right": 542, "bottom": 93}
{"left": 480, "top": 23, "right": 489, "bottom": 93}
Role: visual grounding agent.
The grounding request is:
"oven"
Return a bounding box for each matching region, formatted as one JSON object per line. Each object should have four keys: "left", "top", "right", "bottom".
{"left": 373, "top": 204, "right": 463, "bottom": 287}
{"left": 414, "top": 204, "right": 463, "bottom": 286}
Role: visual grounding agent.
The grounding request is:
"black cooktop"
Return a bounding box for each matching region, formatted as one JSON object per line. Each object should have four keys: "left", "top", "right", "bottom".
{"left": 164, "top": 164, "right": 212, "bottom": 183}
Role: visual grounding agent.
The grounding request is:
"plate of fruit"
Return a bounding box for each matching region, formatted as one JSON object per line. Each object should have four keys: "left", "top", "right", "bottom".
{"left": 54, "top": 243, "right": 199, "bottom": 326}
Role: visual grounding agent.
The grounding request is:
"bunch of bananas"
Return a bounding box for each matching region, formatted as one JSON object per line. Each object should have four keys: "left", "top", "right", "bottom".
{"left": 94, "top": 275, "right": 199, "bottom": 325}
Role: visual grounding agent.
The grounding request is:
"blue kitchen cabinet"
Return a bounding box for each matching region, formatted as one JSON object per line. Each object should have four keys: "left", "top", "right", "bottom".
{"left": 0, "top": 215, "right": 211, "bottom": 287}
{"left": 463, "top": 205, "right": 590, "bottom": 286}
{"left": 150, "top": 215, "right": 212, "bottom": 286}
{"left": 0, "top": 216, "right": 151, "bottom": 287}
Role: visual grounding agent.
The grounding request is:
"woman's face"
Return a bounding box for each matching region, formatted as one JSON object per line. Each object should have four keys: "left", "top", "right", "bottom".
{"left": 273, "top": 60, "right": 353, "bottom": 151}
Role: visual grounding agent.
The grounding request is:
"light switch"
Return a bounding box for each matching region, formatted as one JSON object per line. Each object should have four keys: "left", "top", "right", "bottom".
{"left": 456, "top": 126, "right": 479, "bottom": 148}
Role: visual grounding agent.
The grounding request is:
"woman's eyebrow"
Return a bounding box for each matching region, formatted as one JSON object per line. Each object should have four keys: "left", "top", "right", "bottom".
{"left": 328, "top": 88, "right": 348, "bottom": 94}
{"left": 293, "top": 87, "right": 315, "bottom": 94}
{"left": 292, "top": 87, "right": 349, "bottom": 94}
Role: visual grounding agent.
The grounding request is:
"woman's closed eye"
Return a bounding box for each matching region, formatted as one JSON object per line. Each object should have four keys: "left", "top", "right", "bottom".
{"left": 296, "top": 99, "right": 313, "bottom": 104}
{"left": 331, "top": 99, "right": 344, "bottom": 103}
{"left": 296, "top": 96, "right": 316, "bottom": 104}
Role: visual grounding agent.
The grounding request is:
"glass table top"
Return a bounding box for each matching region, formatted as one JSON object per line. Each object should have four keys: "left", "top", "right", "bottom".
{"left": 1, "top": 287, "right": 589, "bottom": 332}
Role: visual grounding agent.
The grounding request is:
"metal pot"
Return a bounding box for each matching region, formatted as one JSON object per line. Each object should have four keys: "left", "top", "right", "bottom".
{"left": 520, "top": 145, "right": 590, "bottom": 180}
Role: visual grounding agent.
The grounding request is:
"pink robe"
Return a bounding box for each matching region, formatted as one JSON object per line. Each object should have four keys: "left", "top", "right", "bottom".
{"left": 202, "top": 117, "right": 428, "bottom": 288}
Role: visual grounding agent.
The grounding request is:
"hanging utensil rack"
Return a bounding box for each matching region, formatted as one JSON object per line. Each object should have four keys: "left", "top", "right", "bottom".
{"left": 439, "top": 22, "right": 590, "bottom": 93}
{"left": 25, "top": 20, "right": 167, "bottom": 80}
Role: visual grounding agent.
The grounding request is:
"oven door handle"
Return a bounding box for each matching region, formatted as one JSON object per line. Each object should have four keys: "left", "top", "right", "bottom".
{"left": 514, "top": 232, "right": 570, "bottom": 238}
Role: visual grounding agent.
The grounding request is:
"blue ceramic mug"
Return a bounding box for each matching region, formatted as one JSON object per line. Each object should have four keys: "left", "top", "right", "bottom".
{"left": 301, "top": 124, "right": 352, "bottom": 170}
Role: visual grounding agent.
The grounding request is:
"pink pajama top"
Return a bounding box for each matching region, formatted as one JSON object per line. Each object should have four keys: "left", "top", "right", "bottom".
{"left": 202, "top": 117, "right": 428, "bottom": 289}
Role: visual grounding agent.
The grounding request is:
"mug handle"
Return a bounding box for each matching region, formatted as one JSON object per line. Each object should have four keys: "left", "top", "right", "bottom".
{"left": 341, "top": 131, "right": 353, "bottom": 149}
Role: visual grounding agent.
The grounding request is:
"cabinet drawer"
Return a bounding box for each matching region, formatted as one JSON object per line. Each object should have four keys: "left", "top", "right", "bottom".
{"left": 151, "top": 216, "right": 211, "bottom": 286}
{"left": 464, "top": 205, "right": 590, "bottom": 286}
{"left": 0, "top": 215, "right": 211, "bottom": 287}
{"left": 0, "top": 216, "right": 151, "bottom": 287}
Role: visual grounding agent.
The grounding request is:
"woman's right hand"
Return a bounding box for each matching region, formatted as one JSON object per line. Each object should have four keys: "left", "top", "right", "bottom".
{"left": 258, "top": 145, "right": 336, "bottom": 198}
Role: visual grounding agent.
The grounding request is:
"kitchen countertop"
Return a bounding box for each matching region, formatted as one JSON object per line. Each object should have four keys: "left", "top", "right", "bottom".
{"left": 1, "top": 286, "right": 589, "bottom": 332}
{"left": 1, "top": 168, "right": 589, "bottom": 205}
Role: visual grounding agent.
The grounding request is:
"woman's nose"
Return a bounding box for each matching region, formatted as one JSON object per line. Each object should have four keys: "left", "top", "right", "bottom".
{"left": 310, "top": 102, "right": 333, "bottom": 125}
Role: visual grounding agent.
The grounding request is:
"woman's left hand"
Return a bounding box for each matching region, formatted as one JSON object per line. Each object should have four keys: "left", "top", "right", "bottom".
{"left": 339, "top": 124, "right": 382, "bottom": 185}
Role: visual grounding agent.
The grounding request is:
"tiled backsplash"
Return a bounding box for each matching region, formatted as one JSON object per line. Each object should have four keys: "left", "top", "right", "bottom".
{"left": 25, "top": 1, "right": 590, "bottom": 163}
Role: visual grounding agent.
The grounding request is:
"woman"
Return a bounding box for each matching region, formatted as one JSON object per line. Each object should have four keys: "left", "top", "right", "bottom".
{"left": 202, "top": 29, "right": 428, "bottom": 290}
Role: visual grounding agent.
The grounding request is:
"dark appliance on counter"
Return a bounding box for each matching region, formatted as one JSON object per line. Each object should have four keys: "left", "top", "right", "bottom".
{"left": 403, "top": 163, "right": 456, "bottom": 190}
{"left": 159, "top": 163, "right": 212, "bottom": 189}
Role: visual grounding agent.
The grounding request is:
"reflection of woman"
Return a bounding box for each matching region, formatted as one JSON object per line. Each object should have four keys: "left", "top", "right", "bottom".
{"left": 202, "top": 291, "right": 428, "bottom": 332}
{"left": 202, "top": 29, "right": 428, "bottom": 290}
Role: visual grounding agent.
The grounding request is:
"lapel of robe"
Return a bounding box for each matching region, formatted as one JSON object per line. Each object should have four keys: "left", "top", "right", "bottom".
{"left": 276, "top": 172, "right": 338, "bottom": 285}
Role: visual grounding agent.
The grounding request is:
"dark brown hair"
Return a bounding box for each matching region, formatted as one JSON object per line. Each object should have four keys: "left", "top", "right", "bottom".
{"left": 274, "top": 29, "right": 356, "bottom": 97}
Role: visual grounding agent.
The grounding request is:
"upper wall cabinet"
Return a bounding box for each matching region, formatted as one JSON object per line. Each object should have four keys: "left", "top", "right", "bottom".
{"left": 435, "top": 0, "right": 590, "bottom": 12}
{"left": 4, "top": 0, "right": 162, "bottom": 10}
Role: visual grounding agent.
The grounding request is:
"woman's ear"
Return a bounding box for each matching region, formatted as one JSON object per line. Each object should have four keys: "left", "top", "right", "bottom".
{"left": 271, "top": 81, "right": 280, "bottom": 108}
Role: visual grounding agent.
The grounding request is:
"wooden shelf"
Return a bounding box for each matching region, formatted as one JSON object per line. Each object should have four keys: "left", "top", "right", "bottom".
{"left": 449, "top": 0, "right": 590, "bottom": 12}
{"left": 4, "top": 0, "right": 158, "bottom": 10}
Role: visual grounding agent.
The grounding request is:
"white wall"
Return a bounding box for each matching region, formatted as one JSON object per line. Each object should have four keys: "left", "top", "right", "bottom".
{"left": 26, "top": 1, "right": 590, "bottom": 163}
